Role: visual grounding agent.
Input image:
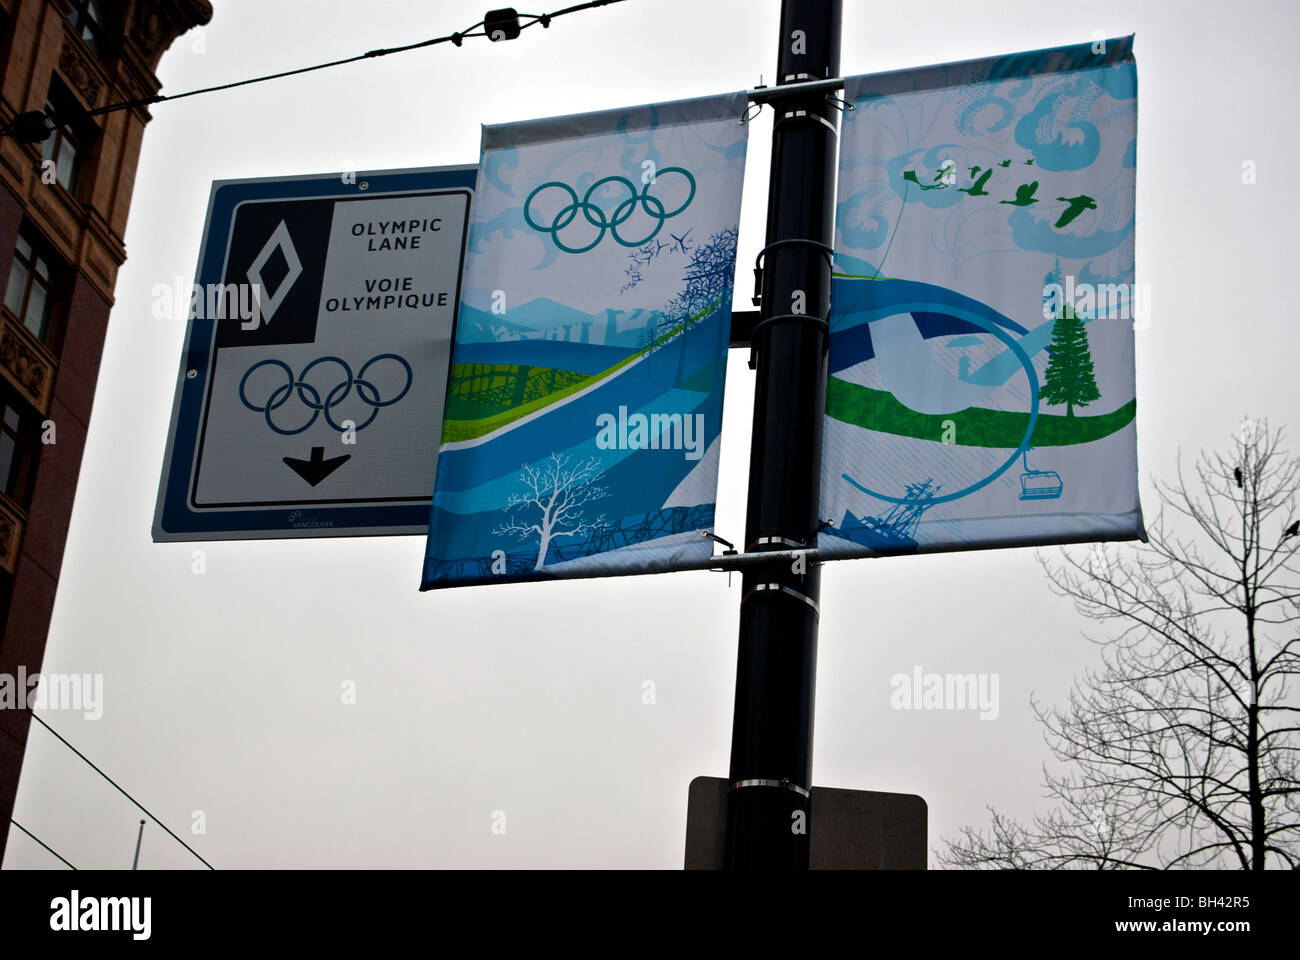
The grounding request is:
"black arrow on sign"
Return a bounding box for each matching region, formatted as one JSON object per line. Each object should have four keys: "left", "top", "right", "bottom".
{"left": 283, "top": 447, "right": 350, "bottom": 486}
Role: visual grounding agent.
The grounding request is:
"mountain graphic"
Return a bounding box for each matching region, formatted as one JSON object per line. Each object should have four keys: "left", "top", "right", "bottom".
{"left": 458, "top": 298, "right": 664, "bottom": 349}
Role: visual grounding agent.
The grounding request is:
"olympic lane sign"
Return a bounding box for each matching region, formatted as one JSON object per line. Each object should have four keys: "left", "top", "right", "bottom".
{"left": 154, "top": 166, "right": 474, "bottom": 541}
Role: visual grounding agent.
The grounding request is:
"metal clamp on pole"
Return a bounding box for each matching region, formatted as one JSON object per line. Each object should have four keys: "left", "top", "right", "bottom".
{"left": 747, "top": 313, "right": 829, "bottom": 369}
{"left": 776, "top": 107, "right": 840, "bottom": 137}
{"left": 731, "top": 778, "right": 812, "bottom": 799}
{"left": 741, "top": 582, "right": 821, "bottom": 619}
{"left": 752, "top": 238, "right": 834, "bottom": 306}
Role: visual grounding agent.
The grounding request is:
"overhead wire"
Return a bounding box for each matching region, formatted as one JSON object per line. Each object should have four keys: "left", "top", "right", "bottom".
{"left": 82, "top": 1, "right": 630, "bottom": 120}
{"left": 9, "top": 818, "right": 76, "bottom": 869}
{"left": 28, "top": 713, "right": 214, "bottom": 870}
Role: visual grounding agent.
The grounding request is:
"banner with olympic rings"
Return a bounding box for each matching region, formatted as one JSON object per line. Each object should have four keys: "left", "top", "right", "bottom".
{"left": 821, "top": 37, "right": 1144, "bottom": 559}
{"left": 422, "top": 92, "right": 749, "bottom": 588}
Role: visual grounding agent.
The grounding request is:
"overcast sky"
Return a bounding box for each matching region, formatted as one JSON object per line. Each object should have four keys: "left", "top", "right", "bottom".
{"left": 4, "top": 0, "right": 1297, "bottom": 869}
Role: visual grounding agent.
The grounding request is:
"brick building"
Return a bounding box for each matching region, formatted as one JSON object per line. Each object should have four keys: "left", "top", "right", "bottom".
{"left": 0, "top": 0, "right": 210, "bottom": 861}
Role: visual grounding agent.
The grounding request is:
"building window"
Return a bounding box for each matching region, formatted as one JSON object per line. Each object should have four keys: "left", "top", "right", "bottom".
{"left": 64, "top": 0, "right": 108, "bottom": 58}
{"left": 0, "top": 394, "right": 31, "bottom": 637}
{"left": 4, "top": 226, "right": 69, "bottom": 345}
{"left": 0, "top": 392, "right": 38, "bottom": 509}
{"left": 0, "top": 403, "right": 28, "bottom": 502}
{"left": 41, "top": 100, "right": 81, "bottom": 192}
{"left": 41, "top": 79, "right": 96, "bottom": 197}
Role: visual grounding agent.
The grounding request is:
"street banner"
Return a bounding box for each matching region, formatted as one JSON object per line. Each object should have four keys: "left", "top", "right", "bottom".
{"left": 821, "top": 37, "right": 1143, "bottom": 558}
{"left": 154, "top": 166, "right": 474, "bottom": 541}
{"left": 422, "top": 93, "right": 749, "bottom": 588}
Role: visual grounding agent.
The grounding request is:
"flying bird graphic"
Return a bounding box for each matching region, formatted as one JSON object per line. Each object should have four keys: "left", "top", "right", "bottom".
{"left": 999, "top": 181, "right": 1039, "bottom": 206}
{"left": 1054, "top": 194, "right": 1098, "bottom": 228}
{"left": 903, "top": 169, "right": 945, "bottom": 191}
{"left": 959, "top": 169, "right": 994, "bottom": 197}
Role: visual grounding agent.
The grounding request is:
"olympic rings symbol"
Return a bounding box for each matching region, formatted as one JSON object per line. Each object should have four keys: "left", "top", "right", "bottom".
{"left": 523, "top": 167, "right": 696, "bottom": 254}
{"left": 238, "top": 354, "right": 412, "bottom": 436}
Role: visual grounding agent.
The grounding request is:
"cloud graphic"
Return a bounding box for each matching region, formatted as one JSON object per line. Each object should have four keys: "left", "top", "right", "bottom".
{"left": 837, "top": 188, "right": 890, "bottom": 249}
{"left": 1084, "top": 62, "right": 1137, "bottom": 101}
{"left": 484, "top": 146, "right": 520, "bottom": 198}
{"left": 616, "top": 106, "right": 662, "bottom": 176}
{"left": 957, "top": 95, "right": 1015, "bottom": 135}
{"left": 1007, "top": 207, "right": 1132, "bottom": 259}
{"left": 1014, "top": 92, "right": 1100, "bottom": 171}
{"left": 471, "top": 207, "right": 560, "bottom": 271}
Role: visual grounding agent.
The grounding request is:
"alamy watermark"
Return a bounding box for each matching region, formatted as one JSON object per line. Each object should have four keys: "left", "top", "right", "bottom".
{"left": 0, "top": 668, "right": 103, "bottom": 720}
{"left": 890, "top": 665, "right": 999, "bottom": 720}
{"left": 50, "top": 891, "right": 150, "bottom": 940}
{"left": 595, "top": 406, "right": 706, "bottom": 461}
{"left": 152, "top": 277, "right": 264, "bottom": 329}
{"left": 1043, "top": 274, "right": 1151, "bottom": 330}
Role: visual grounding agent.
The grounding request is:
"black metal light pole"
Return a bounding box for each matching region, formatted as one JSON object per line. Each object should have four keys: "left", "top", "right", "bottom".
{"left": 725, "top": 0, "right": 841, "bottom": 869}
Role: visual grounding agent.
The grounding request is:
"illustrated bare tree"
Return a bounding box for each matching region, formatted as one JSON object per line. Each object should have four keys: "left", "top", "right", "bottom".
{"left": 649, "top": 226, "right": 738, "bottom": 384}
{"left": 493, "top": 452, "right": 609, "bottom": 570}
{"left": 939, "top": 420, "right": 1300, "bottom": 869}
{"left": 655, "top": 226, "right": 739, "bottom": 343}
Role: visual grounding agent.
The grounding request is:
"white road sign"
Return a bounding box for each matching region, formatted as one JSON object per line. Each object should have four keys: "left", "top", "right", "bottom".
{"left": 154, "top": 166, "right": 474, "bottom": 540}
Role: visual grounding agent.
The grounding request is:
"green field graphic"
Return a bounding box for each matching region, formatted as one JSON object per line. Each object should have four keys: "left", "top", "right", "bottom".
{"left": 440, "top": 294, "right": 724, "bottom": 445}
{"left": 826, "top": 377, "right": 1135, "bottom": 448}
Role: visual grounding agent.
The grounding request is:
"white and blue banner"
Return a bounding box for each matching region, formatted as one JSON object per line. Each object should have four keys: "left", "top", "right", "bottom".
{"left": 422, "top": 93, "right": 748, "bottom": 588}
{"left": 821, "top": 37, "right": 1144, "bottom": 558}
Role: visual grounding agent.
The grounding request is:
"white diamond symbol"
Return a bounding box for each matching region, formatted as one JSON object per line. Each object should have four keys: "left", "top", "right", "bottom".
{"left": 246, "top": 220, "right": 303, "bottom": 326}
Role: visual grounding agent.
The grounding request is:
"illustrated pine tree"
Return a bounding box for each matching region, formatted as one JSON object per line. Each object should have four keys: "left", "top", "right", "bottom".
{"left": 1041, "top": 304, "right": 1100, "bottom": 418}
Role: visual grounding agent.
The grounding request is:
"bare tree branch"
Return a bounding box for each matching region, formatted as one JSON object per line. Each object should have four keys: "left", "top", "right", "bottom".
{"left": 938, "top": 420, "right": 1300, "bottom": 870}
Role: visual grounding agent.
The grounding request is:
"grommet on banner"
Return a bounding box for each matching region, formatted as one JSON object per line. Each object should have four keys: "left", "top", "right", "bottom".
{"left": 808, "top": 518, "right": 833, "bottom": 540}
{"left": 740, "top": 75, "right": 767, "bottom": 124}
{"left": 702, "top": 529, "right": 738, "bottom": 584}
{"left": 701, "top": 529, "right": 737, "bottom": 556}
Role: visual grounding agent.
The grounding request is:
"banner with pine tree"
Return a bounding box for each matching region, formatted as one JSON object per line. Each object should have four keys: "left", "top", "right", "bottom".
{"left": 821, "top": 37, "right": 1144, "bottom": 558}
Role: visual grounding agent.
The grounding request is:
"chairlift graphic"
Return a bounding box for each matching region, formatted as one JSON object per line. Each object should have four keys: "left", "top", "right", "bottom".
{"left": 1018, "top": 448, "right": 1062, "bottom": 500}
